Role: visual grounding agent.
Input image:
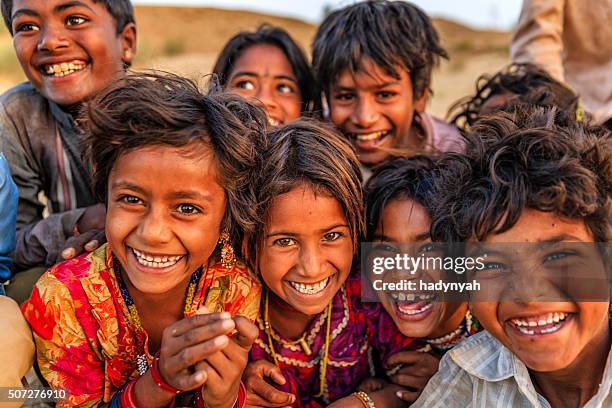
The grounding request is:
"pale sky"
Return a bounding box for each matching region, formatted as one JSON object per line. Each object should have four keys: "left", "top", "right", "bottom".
{"left": 131, "top": 0, "right": 523, "bottom": 30}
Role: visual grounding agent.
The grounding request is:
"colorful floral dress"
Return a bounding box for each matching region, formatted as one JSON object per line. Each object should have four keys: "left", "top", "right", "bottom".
{"left": 22, "top": 243, "right": 261, "bottom": 407}
{"left": 250, "top": 273, "right": 418, "bottom": 407}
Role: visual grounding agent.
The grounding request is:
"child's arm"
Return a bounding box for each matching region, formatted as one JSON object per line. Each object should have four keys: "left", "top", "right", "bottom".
{"left": 243, "top": 360, "right": 296, "bottom": 408}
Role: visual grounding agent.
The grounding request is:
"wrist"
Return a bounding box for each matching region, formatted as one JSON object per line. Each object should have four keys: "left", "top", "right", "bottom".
{"left": 200, "top": 381, "right": 246, "bottom": 408}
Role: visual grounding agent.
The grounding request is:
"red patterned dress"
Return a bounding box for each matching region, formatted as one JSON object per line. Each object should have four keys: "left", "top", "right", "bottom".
{"left": 22, "top": 243, "right": 261, "bottom": 407}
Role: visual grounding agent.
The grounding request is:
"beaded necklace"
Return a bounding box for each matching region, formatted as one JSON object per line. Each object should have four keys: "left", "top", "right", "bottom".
{"left": 116, "top": 262, "right": 203, "bottom": 375}
{"left": 425, "top": 310, "right": 480, "bottom": 351}
{"left": 262, "top": 289, "right": 332, "bottom": 398}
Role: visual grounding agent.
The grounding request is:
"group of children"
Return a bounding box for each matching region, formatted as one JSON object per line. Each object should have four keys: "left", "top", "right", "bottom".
{"left": 0, "top": 0, "right": 609, "bottom": 407}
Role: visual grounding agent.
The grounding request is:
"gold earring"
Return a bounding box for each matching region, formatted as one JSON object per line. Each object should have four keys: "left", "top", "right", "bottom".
{"left": 219, "top": 230, "right": 236, "bottom": 269}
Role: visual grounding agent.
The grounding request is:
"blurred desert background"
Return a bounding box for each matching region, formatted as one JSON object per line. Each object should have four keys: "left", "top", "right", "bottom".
{"left": 0, "top": 6, "right": 511, "bottom": 118}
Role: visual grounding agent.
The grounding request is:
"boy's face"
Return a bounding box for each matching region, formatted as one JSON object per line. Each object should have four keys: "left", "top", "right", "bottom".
{"left": 227, "top": 43, "right": 302, "bottom": 127}
{"left": 10, "top": 0, "right": 136, "bottom": 107}
{"left": 329, "top": 58, "right": 428, "bottom": 166}
{"left": 106, "top": 144, "right": 227, "bottom": 296}
{"left": 370, "top": 198, "right": 467, "bottom": 338}
{"left": 258, "top": 183, "right": 353, "bottom": 316}
{"left": 471, "top": 209, "right": 610, "bottom": 372}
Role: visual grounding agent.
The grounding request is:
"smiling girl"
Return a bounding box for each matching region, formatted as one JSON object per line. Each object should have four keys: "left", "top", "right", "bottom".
{"left": 213, "top": 24, "right": 317, "bottom": 127}
{"left": 242, "top": 121, "right": 420, "bottom": 407}
{"left": 22, "top": 73, "right": 266, "bottom": 408}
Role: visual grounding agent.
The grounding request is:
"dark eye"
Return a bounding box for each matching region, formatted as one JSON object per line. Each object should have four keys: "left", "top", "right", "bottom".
{"left": 373, "top": 242, "right": 397, "bottom": 253}
{"left": 177, "top": 203, "right": 200, "bottom": 215}
{"left": 377, "top": 91, "right": 397, "bottom": 99}
{"left": 334, "top": 92, "right": 355, "bottom": 102}
{"left": 545, "top": 251, "right": 573, "bottom": 262}
{"left": 234, "top": 80, "right": 255, "bottom": 91}
{"left": 66, "top": 16, "right": 87, "bottom": 26}
{"left": 15, "top": 23, "right": 40, "bottom": 32}
{"left": 418, "top": 243, "right": 436, "bottom": 253}
{"left": 274, "top": 237, "right": 296, "bottom": 247}
{"left": 322, "top": 231, "right": 342, "bottom": 242}
{"left": 277, "top": 83, "right": 295, "bottom": 94}
{"left": 482, "top": 262, "right": 506, "bottom": 270}
{"left": 120, "top": 195, "right": 142, "bottom": 205}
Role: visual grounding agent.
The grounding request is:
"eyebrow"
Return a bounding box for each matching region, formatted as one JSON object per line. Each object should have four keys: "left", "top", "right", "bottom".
{"left": 167, "top": 191, "right": 213, "bottom": 203}
{"left": 333, "top": 81, "right": 400, "bottom": 92}
{"left": 55, "top": 1, "right": 96, "bottom": 14}
{"left": 230, "top": 70, "right": 298, "bottom": 83}
{"left": 12, "top": 1, "right": 95, "bottom": 20}
{"left": 266, "top": 223, "right": 350, "bottom": 238}
{"left": 110, "top": 181, "right": 146, "bottom": 194}
{"left": 538, "top": 234, "right": 588, "bottom": 243}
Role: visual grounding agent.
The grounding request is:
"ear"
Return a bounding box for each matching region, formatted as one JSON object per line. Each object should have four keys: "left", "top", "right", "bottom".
{"left": 414, "top": 88, "right": 429, "bottom": 113}
{"left": 119, "top": 22, "right": 137, "bottom": 65}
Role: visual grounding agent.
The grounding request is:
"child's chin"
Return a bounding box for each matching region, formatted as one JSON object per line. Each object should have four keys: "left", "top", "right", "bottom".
{"left": 519, "top": 350, "right": 579, "bottom": 373}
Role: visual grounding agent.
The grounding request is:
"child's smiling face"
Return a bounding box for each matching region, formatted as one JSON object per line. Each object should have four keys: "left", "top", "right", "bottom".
{"left": 106, "top": 144, "right": 226, "bottom": 295}
{"left": 471, "top": 209, "right": 610, "bottom": 372}
{"left": 258, "top": 183, "right": 354, "bottom": 316}
{"left": 371, "top": 198, "right": 467, "bottom": 338}
{"left": 329, "top": 58, "right": 428, "bottom": 166}
{"left": 227, "top": 43, "right": 302, "bottom": 128}
{"left": 10, "top": 0, "right": 135, "bottom": 107}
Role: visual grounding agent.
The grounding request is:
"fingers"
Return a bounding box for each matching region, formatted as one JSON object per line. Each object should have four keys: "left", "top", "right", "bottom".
{"left": 165, "top": 334, "right": 230, "bottom": 373}
{"left": 60, "top": 229, "right": 106, "bottom": 260}
{"left": 168, "top": 311, "right": 234, "bottom": 338}
{"left": 171, "top": 369, "right": 209, "bottom": 392}
{"left": 390, "top": 373, "right": 428, "bottom": 390}
{"left": 170, "top": 318, "right": 235, "bottom": 351}
{"left": 245, "top": 377, "right": 295, "bottom": 407}
{"left": 395, "top": 389, "right": 420, "bottom": 403}
{"left": 385, "top": 350, "right": 424, "bottom": 368}
{"left": 231, "top": 315, "right": 259, "bottom": 350}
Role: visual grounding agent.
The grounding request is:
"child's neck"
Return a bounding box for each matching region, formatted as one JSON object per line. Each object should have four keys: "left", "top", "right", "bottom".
{"left": 530, "top": 325, "right": 610, "bottom": 408}
{"left": 427, "top": 302, "right": 468, "bottom": 339}
{"left": 267, "top": 291, "right": 316, "bottom": 340}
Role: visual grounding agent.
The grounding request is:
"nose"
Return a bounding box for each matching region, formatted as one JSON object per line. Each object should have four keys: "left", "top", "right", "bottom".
{"left": 297, "top": 242, "right": 326, "bottom": 279}
{"left": 37, "top": 24, "right": 69, "bottom": 52}
{"left": 138, "top": 205, "right": 173, "bottom": 245}
{"left": 350, "top": 96, "right": 379, "bottom": 128}
{"left": 256, "top": 83, "right": 280, "bottom": 114}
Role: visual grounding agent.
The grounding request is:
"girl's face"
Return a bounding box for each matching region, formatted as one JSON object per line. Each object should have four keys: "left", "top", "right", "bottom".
{"left": 106, "top": 144, "right": 226, "bottom": 295}
{"left": 258, "top": 183, "right": 353, "bottom": 315}
{"left": 371, "top": 198, "right": 466, "bottom": 338}
{"left": 227, "top": 43, "right": 302, "bottom": 127}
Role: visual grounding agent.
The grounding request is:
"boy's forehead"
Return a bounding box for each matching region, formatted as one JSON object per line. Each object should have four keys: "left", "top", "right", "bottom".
{"left": 483, "top": 209, "right": 593, "bottom": 243}
{"left": 333, "top": 61, "right": 407, "bottom": 89}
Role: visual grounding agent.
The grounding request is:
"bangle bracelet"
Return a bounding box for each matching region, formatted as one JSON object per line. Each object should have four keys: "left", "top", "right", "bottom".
{"left": 151, "top": 354, "right": 181, "bottom": 394}
{"left": 120, "top": 378, "right": 139, "bottom": 408}
{"left": 353, "top": 391, "right": 375, "bottom": 408}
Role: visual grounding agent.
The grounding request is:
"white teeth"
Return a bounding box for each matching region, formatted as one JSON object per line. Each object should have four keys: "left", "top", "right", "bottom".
{"left": 132, "top": 248, "right": 183, "bottom": 269}
{"left": 511, "top": 312, "right": 569, "bottom": 332}
{"left": 289, "top": 277, "right": 330, "bottom": 295}
{"left": 354, "top": 130, "right": 390, "bottom": 141}
{"left": 43, "top": 60, "right": 87, "bottom": 76}
{"left": 397, "top": 302, "right": 433, "bottom": 315}
{"left": 398, "top": 293, "right": 407, "bottom": 301}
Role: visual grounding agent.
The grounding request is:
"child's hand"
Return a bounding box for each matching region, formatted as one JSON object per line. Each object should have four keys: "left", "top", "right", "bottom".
{"left": 385, "top": 351, "right": 440, "bottom": 402}
{"left": 243, "top": 360, "right": 295, "bottom": 408}
{"left": 157, "top": 311, "right": 236, "bottom": 391}
{"left": 358, "top": 377, "right": 388, "bottom": 393}
{"left": 196, "top": 315, "right": 259, "bottom": 408}
{"left": 132, "top": 311, "right": 236, "bottom": 407}
{"left": 60, "top": 229, "right": 106, "bottom": 261}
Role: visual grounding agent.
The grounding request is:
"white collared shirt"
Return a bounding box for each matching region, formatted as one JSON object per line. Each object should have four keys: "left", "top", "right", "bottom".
{"left": 413, "top": 331, "right": 612, "bottom": 408}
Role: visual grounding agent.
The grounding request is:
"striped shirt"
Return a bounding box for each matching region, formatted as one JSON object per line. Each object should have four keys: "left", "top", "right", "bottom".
{"left": 413, "top": 331, "right": 612, "bottom": 408}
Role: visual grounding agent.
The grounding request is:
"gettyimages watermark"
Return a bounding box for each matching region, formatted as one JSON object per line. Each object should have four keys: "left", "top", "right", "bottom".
{"left": 361, "top": 242, "right": 611, "bottom": 302}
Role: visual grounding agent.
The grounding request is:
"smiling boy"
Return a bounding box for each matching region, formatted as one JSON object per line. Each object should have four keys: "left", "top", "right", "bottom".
{"left": 0, "top": 0, "right": 136, "bottom": 300}
{"left": 413, "top": 106, "right": 611, "bottom": 407}
{"left": 312, "top": 0, "right": 462, "bottom": 177}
